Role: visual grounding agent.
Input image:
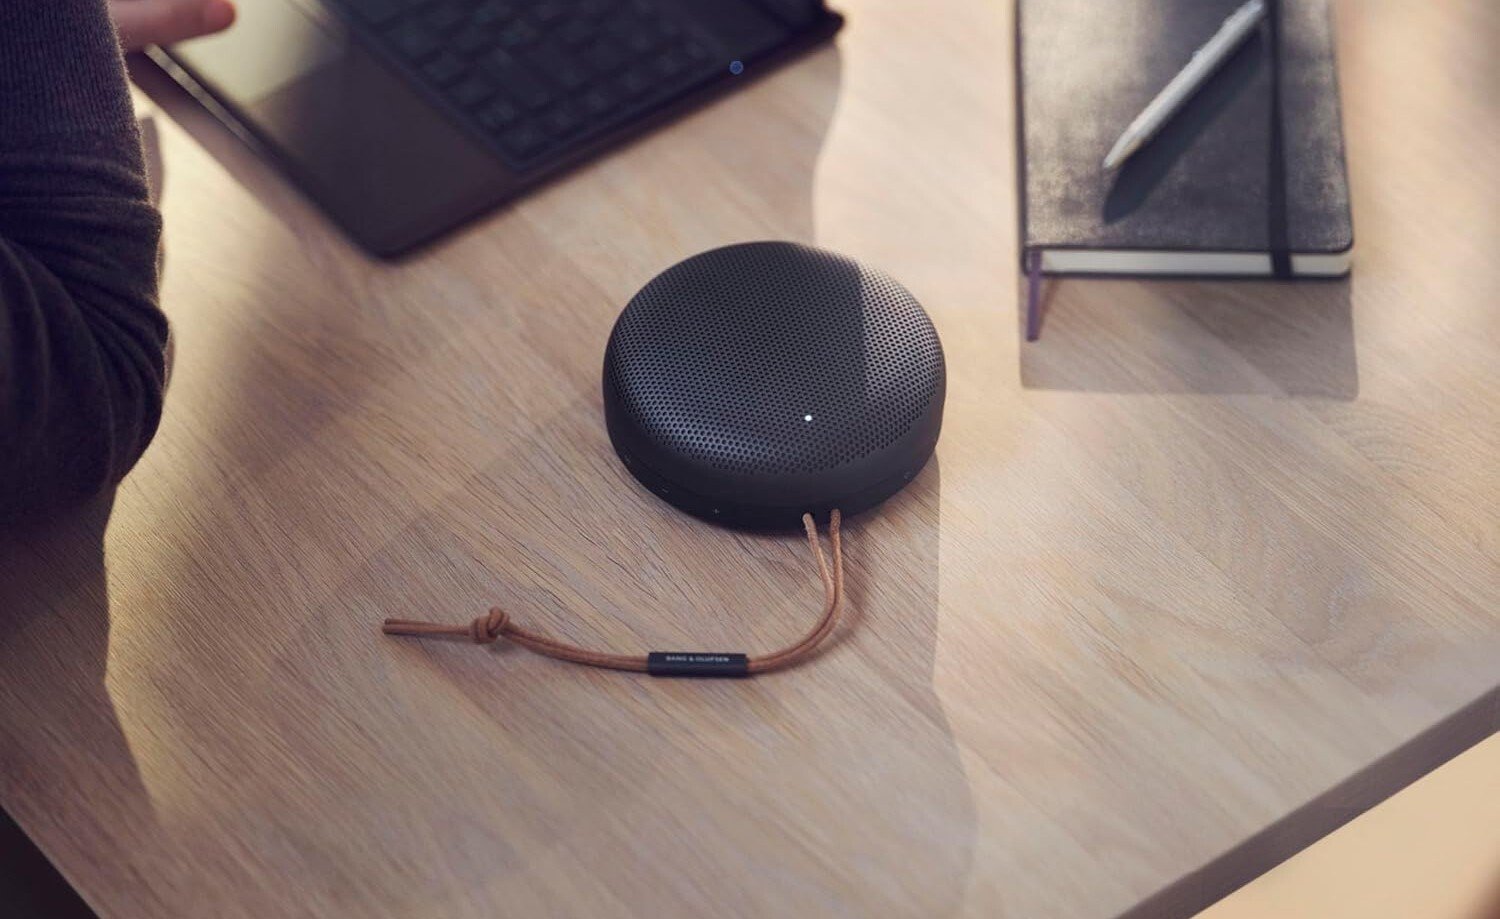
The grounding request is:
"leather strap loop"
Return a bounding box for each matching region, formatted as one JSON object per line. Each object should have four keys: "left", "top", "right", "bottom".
{"left": 382, "top": 510, "right": 846, "bottom": 677}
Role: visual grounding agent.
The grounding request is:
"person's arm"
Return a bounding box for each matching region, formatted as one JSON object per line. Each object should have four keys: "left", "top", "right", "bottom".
{"left": 0, "top": 0, "right": 168, "bottom": 518}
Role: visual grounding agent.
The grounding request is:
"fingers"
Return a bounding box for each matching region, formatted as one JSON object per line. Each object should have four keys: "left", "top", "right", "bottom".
{"left": 109, "top": 0, "right": 237, "bottom": 52}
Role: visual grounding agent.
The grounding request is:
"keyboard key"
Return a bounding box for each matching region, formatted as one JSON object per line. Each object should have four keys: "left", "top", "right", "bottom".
{"left": 515, "top": 80, "right": 556, "bottom": 110}
{"left": 421, "top": 52, "right": 468, "bottom": 86}
{"left": 542, "top": 102, "right": 584, "bottom": 137}
{"left": 559, "top": 18, "right": 599, "bottom": 48}
{"left": 452, "top": 29, "right": 493, "bottom": 57}
{"left": 483, "top": 48, "right": 517, "bottom": 70}
{"left": 619, "top": 67, "right": 654, "bottom": 98}
{"left": 584, "top": 41, "right": 626, "bottom": 73}
{"left": 344, "top": 0, "right": 402, "bottom": 26}
{"left": 620, "top": 24, "right": 658, "bottom": 55}
{"left": 448, "top": 76, "right": 495, "bottom": 109}
{"left": 475, "top": 99, "right": 521, "bottom": 132}
{"left": 391, "top": 23, "right": 442, "bottom": 61}
{"left": 651, "top": 49, "right": 687, "bottom": 80}
{"left": 425, "top": 1, "right": 467, "bottom": 32}
{"left": 484, "top": 51, "right": 555, "bottom": 109}
{"left": 529, "top": 42, "right": 589, "bottom": 90}
{"left": 500, "top": 123, "right": 549, "bottom": 158}
{"left": 470, "top": 0, "right": 514, "bottom": 26}
{"left": 532, "top": 1, "right": 569, "bottom": 24}
{"left": 497, "top": 20, "right": 540, "bottom": 48}
{"left": 579, "top": 84, "right": 617, "bottom": 116}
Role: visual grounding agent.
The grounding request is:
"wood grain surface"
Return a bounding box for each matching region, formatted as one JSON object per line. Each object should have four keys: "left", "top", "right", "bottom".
{"left": 2, "top": 1, "right": 1497, "bottom": 917}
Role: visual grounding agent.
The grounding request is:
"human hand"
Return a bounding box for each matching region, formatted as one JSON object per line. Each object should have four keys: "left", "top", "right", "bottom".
{"left": 109, "top": 0, "right": 237, "bottom": 52}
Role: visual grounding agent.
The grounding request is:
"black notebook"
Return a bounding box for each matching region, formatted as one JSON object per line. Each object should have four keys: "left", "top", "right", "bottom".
{"left": 1016, "top": 0, "right": 1352, "bottom": 279}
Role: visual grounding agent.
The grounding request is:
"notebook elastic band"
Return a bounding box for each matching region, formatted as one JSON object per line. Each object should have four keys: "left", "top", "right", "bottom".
{"left": 1266, "top": 0, "right": 1292, "bottom": 278}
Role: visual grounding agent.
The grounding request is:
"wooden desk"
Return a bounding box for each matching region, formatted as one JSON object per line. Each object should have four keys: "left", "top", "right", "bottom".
{"left": 2, "top": 1, "right": 1496, "bottom": 916}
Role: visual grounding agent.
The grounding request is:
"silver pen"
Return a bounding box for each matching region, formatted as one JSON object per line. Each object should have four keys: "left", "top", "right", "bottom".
{"left": 1103, "top": 0, "right": 1268, "bottom": 170}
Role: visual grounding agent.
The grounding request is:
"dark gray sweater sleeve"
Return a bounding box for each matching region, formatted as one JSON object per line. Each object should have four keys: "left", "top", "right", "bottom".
{"left": 0, "top": 0, "right": 168, "bottom": 518}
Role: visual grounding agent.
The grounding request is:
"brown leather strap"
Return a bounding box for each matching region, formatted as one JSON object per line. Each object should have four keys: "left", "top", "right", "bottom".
{"left": 381, "top": 510, "right": 845, "bottom": 676}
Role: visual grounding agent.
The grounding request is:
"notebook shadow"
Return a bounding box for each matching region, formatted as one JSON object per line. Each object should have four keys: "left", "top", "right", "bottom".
{"left": 1020, "top": 274, "right": 1357, "bottom": 399}
{"left": 1103, "top": 30, "right": 1266, "bottom": 224}
{"left": 1035, "top": 26, "right": 1358, "bottom": 399}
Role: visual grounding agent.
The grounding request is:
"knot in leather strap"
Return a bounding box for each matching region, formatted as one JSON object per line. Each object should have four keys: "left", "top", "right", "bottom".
{"left": 471, "top": 608, "right": 509, "bottom": 644}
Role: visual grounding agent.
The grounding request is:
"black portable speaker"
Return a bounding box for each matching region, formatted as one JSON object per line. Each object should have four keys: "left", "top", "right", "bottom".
{"left": 603, "top": 242, "right": 946, "bottom": 530}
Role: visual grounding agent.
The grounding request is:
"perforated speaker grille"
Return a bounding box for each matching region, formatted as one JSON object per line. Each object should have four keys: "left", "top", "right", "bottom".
{"left": 604, "top": 242, "right": 944, "bottom": 480}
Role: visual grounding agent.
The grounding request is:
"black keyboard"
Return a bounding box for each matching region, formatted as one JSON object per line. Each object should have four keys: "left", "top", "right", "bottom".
{"left": 336, "top": 0, "right": 728, "bottom": 168}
